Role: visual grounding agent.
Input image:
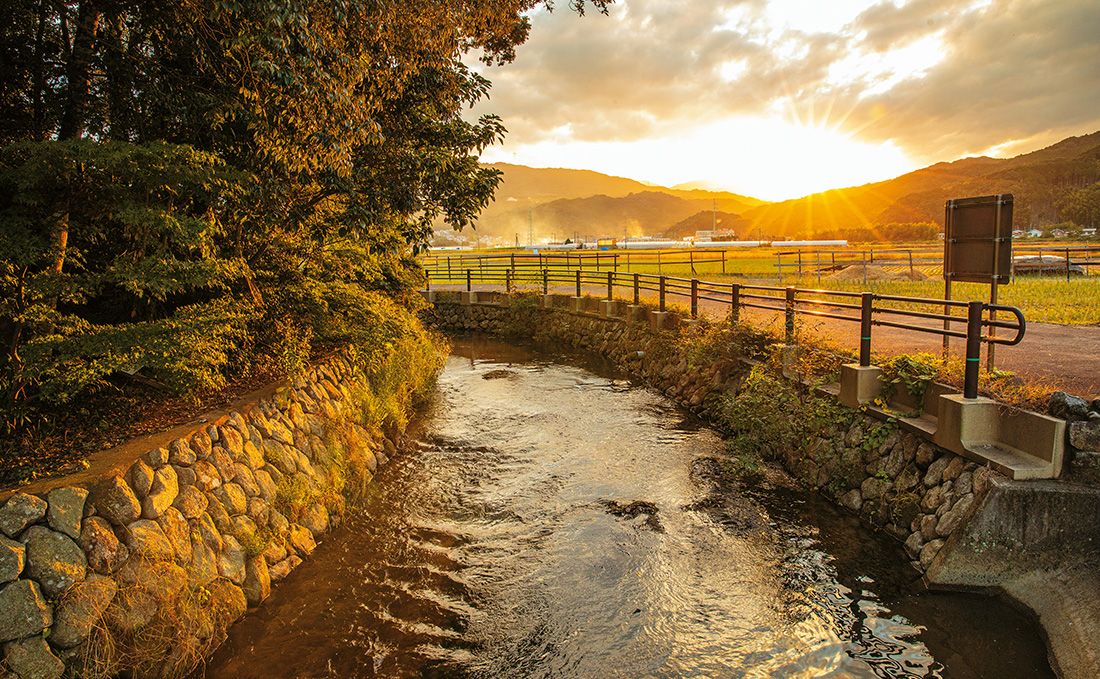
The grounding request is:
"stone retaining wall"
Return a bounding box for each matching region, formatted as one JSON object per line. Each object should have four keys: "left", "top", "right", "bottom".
{"left": 423, "top": 298, "right": 996, "bottom": 573}
{"left": 0, "top": 349, "right": 405, "bottom": 679}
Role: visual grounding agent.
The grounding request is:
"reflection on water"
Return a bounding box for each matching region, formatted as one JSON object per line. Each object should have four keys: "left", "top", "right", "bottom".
{"left": 198, "top": 337, "right": 1053, "bottom": 679}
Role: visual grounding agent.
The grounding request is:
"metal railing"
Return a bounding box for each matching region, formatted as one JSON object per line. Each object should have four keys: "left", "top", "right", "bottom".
{"left": 427, "top": 263, "right": 1026, "bottom": 401}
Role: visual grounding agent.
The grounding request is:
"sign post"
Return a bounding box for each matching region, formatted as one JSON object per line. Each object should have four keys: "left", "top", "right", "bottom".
{"left": 943, "top": 194, "right": 1013, "bottom": 370}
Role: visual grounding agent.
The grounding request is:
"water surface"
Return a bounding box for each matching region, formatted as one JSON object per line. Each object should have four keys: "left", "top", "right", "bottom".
{"left": 198, "top": 337, "right": 1052, "bottom": 679}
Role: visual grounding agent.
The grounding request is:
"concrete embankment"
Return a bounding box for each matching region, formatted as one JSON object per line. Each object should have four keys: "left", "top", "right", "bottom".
{"left": 422, "top": 292, "right": 1100, "bottom": 679}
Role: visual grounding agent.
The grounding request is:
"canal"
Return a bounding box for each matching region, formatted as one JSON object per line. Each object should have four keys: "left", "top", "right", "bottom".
{"left": 198, "top": 337, "right": 1053, "bottom": 678}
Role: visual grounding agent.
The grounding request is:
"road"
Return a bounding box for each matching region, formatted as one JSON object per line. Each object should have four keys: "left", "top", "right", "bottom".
{"left": 432, "top": 282, "right": 1100, "bottom": 399}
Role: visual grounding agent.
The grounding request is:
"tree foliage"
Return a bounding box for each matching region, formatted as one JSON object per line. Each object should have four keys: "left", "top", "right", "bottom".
{"left": 0, "top": 0, "right": 610, "bottom": 430}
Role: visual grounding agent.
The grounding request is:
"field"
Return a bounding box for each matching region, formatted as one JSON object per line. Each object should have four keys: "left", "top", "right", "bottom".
{"left": 423, "top": 244, "right": 1100, "bottom": 325}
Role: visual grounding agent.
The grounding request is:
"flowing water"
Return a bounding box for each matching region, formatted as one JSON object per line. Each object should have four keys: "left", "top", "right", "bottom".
{"left": 198, "top": 337, "right": 1053, "bottom": 679}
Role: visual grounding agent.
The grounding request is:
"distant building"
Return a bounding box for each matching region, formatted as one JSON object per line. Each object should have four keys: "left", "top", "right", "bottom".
{"left": 1051, "top": 229, "right": 1068, "bottom": 238}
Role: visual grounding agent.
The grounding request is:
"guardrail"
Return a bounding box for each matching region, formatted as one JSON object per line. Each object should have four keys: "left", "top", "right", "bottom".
{"left": 425, "top": 264, "right": 1026, "bottom": 400}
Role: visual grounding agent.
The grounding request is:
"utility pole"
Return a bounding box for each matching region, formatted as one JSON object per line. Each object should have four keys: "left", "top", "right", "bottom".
{"left": 528, "top": 208, "right": 534, "bottom": 247}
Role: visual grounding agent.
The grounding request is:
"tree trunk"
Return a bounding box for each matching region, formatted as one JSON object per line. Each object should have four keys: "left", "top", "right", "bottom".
{"left": 58, "top": 0, "right": 100, "bottom": 141}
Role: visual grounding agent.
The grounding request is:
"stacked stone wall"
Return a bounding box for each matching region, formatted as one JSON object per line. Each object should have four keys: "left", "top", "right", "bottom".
{"left": 0, "top": 350, "right": 405, "bottom": 679}
{"left": 423, "top": 300, "right": 997, "bottom": 573}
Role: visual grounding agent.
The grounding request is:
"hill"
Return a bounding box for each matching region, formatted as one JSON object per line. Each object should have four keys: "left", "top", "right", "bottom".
{"left": 662, "top": 210, "right": 753, "bottom": 240}
{"left": 469, "top": 164, "right": 766, "bottom": 241}
{"left": 741, "top": 130, "right": 1100, "bottom": 239}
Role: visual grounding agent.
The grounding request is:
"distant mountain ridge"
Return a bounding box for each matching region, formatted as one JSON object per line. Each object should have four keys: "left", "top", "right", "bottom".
{"left": 470, "top": 164, "right": 766, "bottom": 241}
{"left": 463, "top": 131, "right": 1100, "bottom": 243}
{"left": 742, "top": 130, "right": 1100, "bottom": 239}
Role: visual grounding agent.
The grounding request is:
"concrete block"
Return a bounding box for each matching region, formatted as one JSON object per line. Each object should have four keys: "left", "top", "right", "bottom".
{"left": 627, "top": 305, "right": 648, "bottom": 323}
{"left": 460, "top": 291, "right": 477, "bottom": 306}
{"left": 839, "top": 364, "right": 883, "bottom": 409}
{"left": 649, "top": 311, "right": 671, "bottom": 332}
{"left": 934, "top": 394, "right": 1064, "bottom": 479}
{"left": 419, "top": 290, "right": 436, "bottom": 303}
{"left": 598, "top": 300, "right": 616, "bottom": 319}
{"left": 934, "top": 395, "right": 1000, "bottom": 458}
{"left": 541, "top": 295, "right": 555, "bottom": 310}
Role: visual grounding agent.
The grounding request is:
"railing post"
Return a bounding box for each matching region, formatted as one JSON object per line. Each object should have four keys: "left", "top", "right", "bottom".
{"left": 506, "top": 268, "right": 512, "bottom": 294}
{"left": 691, "top": 278, "right": 699, "bottom": 318}
{"left": 575, "top": 269, "right": 581, "bottom": 298}
{"left": 860, "top": 292, "right": 873, "bottom": 367}
{"left": 964, "top": 300, "right": 983, "bottom": 399}
{"left": 785, "top": 286, "right": 796, "bottom": 343}
{"left": 633, "top": 273, "right": 640, "bottom": 305}
{"left": 425, "top": 269, "right": 431, "bottom": 292}
{"left": 607, "top": 271, "right": 613, "bottom": 300}
{"left": 659, "top": 276, "right": 666, "bottom": 312}
{"left": 731, "top": 283, "right": 740, "bottom": 322}
{"left": 466, "top": 269, "right": 471, "bottom": 293}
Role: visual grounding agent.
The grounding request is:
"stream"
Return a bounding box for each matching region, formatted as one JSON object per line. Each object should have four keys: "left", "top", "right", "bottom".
{"left": 198, "top": 336, "right": 1053, "bottom": 679}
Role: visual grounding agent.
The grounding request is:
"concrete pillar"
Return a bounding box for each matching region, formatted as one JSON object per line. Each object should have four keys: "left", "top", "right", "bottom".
{"left": 460, "top": 291, "right": 477, "bottom": 306}
{"left": 419, "top": 290, "right": 436, "bottom": 304}
{"left": 569, "top": 296, "right": 585, "bottom": 313}
{"left": 839, "top": 364, "right": 884, "bottom": 409}
{"left": 541, "top": 294, "right": 555, "bottom": 310}
{"left": 599, "top": 300, "right": 616, "bottom": 318}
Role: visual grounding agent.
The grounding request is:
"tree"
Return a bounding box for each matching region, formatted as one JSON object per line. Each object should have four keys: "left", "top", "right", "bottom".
{"left": 0, "top": 0, "right": 611, "bottom": 424}
{"left": 1056, "top": 182, "right": 1100, "bottom": 228}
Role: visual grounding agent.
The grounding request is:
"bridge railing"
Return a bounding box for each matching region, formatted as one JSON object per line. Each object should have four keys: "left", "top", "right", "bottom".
{"left": 426, "top": 263, "right": 1026, "bottom": 400}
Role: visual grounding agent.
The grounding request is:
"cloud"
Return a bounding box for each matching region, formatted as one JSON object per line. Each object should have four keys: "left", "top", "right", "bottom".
{"left": 469, "top": 0, "right": 1100, "bottom": 180}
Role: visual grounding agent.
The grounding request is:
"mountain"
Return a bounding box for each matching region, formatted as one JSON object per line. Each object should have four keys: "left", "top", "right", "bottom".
{"left": 458, "top": 131, "right": 1100, "bottom": 245}
{"left": 468, "top": 164, "right": 766, "bottom": 241}
{"left": 662, "top": 210, "right": 753, "bottom": 240}
{"left": 741, "top": 130, "right": 1100, "bottom": 239}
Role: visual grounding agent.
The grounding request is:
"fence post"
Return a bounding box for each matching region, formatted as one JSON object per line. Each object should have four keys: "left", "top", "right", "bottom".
{"left": 425, "top": 270, "right": 431, "bottom": 292}
{"left": 466, "top": 269, "right": 471, "bottom": 293}
{"left": 731, "top": 283, "right": 740, "bottom": 322}
{"left": 722, "top": 250, "right": 726, "bottom": 275}
{"left": 575, "top": 269, "right": 581, "bottom": 298}
{"left": 633, "top": 273, "right": 640, "bottom": 305}
{"left": 659, "top": 276, "right": 666, "bottom": 312}
{"left": 691, "top": 279, "right": 698, "bottom": 318}
{"left": 506, "top": 268, "right": 512, "bottom": 294}
{"left": 964, "top": 301, "right": 983, "bottom": 399}
{"left": 543, "top": 268, "right": 548, "bottom": 295}
{"left": 1067, "top": 247, "right": 1071, "bottom": 282}
{"left": 860, "top": 292, "right": 873, "bottom": 367}
{"left": 785, "top": 286, "right": 796, "bottom": 343}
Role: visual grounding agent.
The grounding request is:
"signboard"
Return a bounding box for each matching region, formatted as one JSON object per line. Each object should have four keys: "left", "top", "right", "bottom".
{"left": 943, "top": 194, "right": 1013, "bottom": 284}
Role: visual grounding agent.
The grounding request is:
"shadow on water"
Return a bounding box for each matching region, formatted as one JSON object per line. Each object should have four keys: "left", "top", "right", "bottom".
{"left": 195, "top": 335, "right": 1054, "bottom": 679}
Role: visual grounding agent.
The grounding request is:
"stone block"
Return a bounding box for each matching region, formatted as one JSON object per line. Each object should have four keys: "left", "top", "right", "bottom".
{"left": 21, "top": 525, "right": 87, "bottom": 598}
{"left": 46, "top": 486, "right": 88, "bottom": 540}
{"left": 0, "top": 492, "right": 47, "bottom": 538}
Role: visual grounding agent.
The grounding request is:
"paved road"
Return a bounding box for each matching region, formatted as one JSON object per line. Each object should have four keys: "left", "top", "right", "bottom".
{"left": 432, "top": 282, "right": 1100, "bottom": 399}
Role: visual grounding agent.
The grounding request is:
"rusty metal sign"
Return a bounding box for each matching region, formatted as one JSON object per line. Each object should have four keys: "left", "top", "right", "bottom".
{"left": 944, "top": 194, "right": 1013, "bottom": 284}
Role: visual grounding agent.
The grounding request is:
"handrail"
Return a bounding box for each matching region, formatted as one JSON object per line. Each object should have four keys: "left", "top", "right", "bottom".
{"left": 425, "top": 261, "right": 1026, "bottom": 399}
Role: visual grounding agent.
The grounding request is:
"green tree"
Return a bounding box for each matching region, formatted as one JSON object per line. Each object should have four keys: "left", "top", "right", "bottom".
{"left": 0, "top": 0, "right": 611, "bottom": 429}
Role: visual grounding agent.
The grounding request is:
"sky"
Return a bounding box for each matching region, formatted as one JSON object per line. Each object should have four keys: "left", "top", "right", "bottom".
{"left": 468, "top": 0, "right": 1100, "bottom": 201}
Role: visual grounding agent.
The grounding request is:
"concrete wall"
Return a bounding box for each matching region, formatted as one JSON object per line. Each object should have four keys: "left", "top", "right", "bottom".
{"left": 0, "top": 349, "right": 408, "bottom": 679}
